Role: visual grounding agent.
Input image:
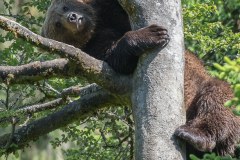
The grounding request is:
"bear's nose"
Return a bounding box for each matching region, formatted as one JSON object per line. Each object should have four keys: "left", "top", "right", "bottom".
{"left": 67, "top": 12, "right": 84, "bottom": 23}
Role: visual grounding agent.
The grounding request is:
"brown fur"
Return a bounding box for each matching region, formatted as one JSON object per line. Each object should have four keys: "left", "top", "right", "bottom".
{"left": 42, "top": 0, "right": 240, "bottom": 156}
{"left": 42, "top": 0, "right": 169, "bottom": 74}
{"left": 177, "top": 51, "right": 240, "bottom": 156}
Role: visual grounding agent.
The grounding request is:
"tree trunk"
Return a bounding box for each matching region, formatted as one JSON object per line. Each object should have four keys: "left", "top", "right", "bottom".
{"left": 119, "top": 0, "right": 186, "bottom": 159}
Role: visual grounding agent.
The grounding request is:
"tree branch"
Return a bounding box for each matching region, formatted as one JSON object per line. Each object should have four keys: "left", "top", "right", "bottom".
{"left": 61, "top": 83, "right": 101, "bottom": 97}
{"left": 4, "top": 117, "right": 18, "bottom": 150}
{"left": 0, "top": 16, "right": 132, "bottom": 94}
{"left": 18, "top": 98, "right": 65, "bottom": 113}
{"left": 18, "top": 83, "right": 102, "bottom": 114}
{"left": 0, "top": 83, "right": 104, "bottom": 125}
{"left": 0, "top": 58, "right": 75, "bottom": 84}
{"left": 0, "top": 88, "right": 120, "bottom": 153}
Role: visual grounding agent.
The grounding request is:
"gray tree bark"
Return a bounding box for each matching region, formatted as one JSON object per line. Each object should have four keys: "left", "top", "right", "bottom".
{"left": 119, "top": 0, "right": 186, "bottom": 159}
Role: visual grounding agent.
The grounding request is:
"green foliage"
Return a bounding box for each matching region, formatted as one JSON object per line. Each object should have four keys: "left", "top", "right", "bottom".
{"left": 183, "top": 2, "right": 239, "bottom": 64}
{"left": 214, "top": 57, "right": 240, "bottom": 114}
{"left": 182, "top": 0, "right": 240, "bottom": 32}
{"left": 183, "top": 0, "right": 240, "bottom": 108}
{"left": 190, "top": 153, "right": 236, "bottom": 160}
{"left": 50, "top": 107, "right": 133, "bottom": 160}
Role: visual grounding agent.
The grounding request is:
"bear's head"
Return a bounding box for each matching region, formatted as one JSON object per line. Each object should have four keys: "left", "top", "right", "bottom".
{"left": 41, "top": 0, "right": 96, "bottom": 48}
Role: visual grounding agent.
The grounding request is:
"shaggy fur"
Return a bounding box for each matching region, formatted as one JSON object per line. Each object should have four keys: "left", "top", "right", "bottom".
{"left": 41, "top": 0, "right": 169, "bottom": 74}
{"left": 177, "top": 51, "right": 240, "bottom": 156}
{"left": 42, "top": 0, "right": 240, "bottom": 156}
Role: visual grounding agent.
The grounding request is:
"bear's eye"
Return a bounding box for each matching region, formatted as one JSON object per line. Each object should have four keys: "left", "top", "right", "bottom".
{"left": 55, "top": 22, "right": 62, "bottom": 28}
{"left": 63, "top": 6, "right": 69, "bottom": 12}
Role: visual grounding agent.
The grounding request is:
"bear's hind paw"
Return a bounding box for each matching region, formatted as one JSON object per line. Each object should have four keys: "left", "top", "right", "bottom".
{"left": 175, "top": 126, "right": 216, "bottom": 152}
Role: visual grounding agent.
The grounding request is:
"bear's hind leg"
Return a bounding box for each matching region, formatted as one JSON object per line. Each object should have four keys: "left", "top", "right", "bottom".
{"left": 175, "top": 115, "right": 240, "bottom": 156}
{"left": 175, "top": 120, "right": 216, "bottom": 152}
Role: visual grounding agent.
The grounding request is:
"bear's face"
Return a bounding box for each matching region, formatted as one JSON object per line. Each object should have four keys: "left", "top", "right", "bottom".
{"left": 42, "top": 0, "right": 96, "bottom": 47}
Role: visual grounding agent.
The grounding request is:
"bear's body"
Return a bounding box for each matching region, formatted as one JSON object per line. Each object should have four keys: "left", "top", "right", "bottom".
{"left": 181, "top": 51, "right": 240, "bottom": 155}
{"left": 42, "top": 0, "right": 240, "bottom": 156}
{"left": 41, "top": 0, "right": 169, "bottom": 74}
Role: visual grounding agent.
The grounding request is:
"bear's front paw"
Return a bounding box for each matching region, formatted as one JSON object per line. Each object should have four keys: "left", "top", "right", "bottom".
{"left": 140, "top": 24, "right": 170, "bottom": 48}
{"left": 175, "top": 126, "right": 216, "bottom": 152}
{"left": 124, "top": 24, "right": 170, "bottom": 55}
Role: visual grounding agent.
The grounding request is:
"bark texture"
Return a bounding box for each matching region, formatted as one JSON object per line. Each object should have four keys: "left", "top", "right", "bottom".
{"left": 119, "top": 0, "right": 186, "bottom": 159}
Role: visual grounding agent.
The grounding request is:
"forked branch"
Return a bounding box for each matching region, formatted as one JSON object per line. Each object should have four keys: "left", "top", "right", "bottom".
{"left": 0, "top": 16, "right": 132, "bottom": 94}
{"left": 0, "top": 88, "right": 119, "bottom": 153}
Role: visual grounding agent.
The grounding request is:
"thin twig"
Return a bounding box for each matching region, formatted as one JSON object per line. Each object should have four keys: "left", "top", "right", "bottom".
{"left": 125, "top": 107, "right": 134, "bottom": 159}
{"left": 4, "top": 117, "right": 18, "bottom": 150}
{"left": 18, "top": 98, "right": 64, "bottom": 113}
{"left": 0, "top": 88, "right": 118, "bottom": 153}
{"left": 61, "top": 83, "right": 102, "bottom": 97}
{"left": 44, "top": 82, "right": 61, "bottom": 95}
{"left": 19, "top": 114, "right": 32, "bottom": 127}
{"left": 5, "top": 86, "right": 10, "bottom": 110}
{"left": 0, "top": 83, "right": 103, "bottom": 124}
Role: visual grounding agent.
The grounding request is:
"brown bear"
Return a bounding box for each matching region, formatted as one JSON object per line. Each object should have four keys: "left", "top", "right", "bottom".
{"left": 41, "top": 0, "right": 240, "bottom": 157}
{"left": 41, "top": 0, "right": 170, "bottom": 74}
{"left": 177, "top": 51, "right": 240, "bottom": 156}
